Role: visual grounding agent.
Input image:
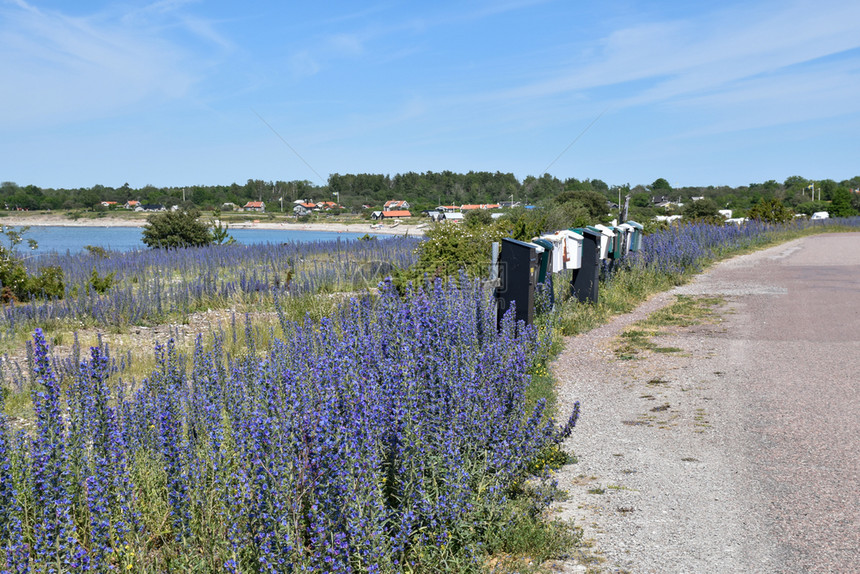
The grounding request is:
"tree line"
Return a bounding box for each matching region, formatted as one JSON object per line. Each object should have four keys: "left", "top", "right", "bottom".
{"left": 2, "top": 173, "right": 859, "bottom": 218}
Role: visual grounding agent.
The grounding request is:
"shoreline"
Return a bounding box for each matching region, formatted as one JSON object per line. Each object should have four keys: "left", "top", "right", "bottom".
{"left": 0, "top": 214, "right": 426, "bottom": 236}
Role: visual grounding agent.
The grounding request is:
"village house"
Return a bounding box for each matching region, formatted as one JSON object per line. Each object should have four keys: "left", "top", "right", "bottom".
{"left": 371, "top": 210, "right": 412, "bottom": 220}
{"left": 100, "top": 201, "right": 117, "bottom": 208}
{"left": 316, "top": 201, "right": 342, "bottom": 211}
{"left": 293, "top": 202, "right": 317, "bottom": 216}
{"left": 124, "top": 200, "right": 140, "bottom": 209}
{"left": 243, "top": 201, "right": 265, "bottom": 212}
{"left": 383, "top": 200, "right": 410, "bottom": 210}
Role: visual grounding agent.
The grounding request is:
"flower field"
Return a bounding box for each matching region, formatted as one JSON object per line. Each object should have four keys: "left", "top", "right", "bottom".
{"left": 0, "top": 237, "right": 420, "bottom": 341}
{"left": 0, "top": 278, "right": 578, "bottom": 573}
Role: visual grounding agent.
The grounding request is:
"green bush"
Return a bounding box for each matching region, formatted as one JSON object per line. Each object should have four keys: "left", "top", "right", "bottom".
{"left": 409, "top": 222, "right": 505, "bottom": 280}
{"left": 89, "top": 268, "right": 116, "bottom": 294}
{"left": 0, "top": 250, "right": 65, "bottom": 302}
{"left": 748, "top": 198, "right": 794, "bottom": 223}
{"left": 0, "top": 226, "right": 65, "bottom": 302}
{"left": 497, "top": 207, "right": 548, "bottom": 241}
{"left": 682, "top": 198, "right": 722, "bottom": 223}
{"left": 141, "top": 209, "right": 214, "bottom": 249}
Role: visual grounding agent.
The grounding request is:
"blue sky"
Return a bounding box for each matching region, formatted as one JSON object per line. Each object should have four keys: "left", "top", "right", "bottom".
{"left": 2, "top": 0, "right": 859, "bottom": 190}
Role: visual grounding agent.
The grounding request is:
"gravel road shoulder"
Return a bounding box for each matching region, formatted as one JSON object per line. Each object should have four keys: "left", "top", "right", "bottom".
{"left": 547, "top": 239, "right": 820, "bottom": 573}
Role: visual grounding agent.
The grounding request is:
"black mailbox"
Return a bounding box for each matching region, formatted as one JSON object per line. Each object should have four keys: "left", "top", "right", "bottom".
{"left": 495, "top": 238, "right": 539, "bottom": 326}
{"left": 570, "top": 227, "right": 601, "bottom": 303}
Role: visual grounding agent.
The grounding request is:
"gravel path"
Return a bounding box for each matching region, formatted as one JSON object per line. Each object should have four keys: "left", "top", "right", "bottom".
{"left": 549, "top": 233, "right": 860, "bottom": 573}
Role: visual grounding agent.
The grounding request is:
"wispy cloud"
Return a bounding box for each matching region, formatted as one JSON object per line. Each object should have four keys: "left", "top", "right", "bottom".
{"left": 0, "top": 0, "right": 226, "bottom": 128}
{"left": 483, "top": 0, "right": 860, "bottom": 130}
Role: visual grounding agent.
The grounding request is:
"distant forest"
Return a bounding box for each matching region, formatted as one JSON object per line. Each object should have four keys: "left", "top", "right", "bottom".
{"left": 3, "top": 172, "right": 859, "bottom": 218}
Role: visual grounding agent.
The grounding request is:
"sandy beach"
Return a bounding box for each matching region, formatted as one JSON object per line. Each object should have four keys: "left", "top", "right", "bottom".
{"left": 0, "top": 213, "right": 426, "bottom": 236}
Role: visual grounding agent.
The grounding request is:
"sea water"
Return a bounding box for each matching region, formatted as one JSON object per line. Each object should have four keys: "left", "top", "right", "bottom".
{"left": 9, "top": 226, "right": 369, "bottom": 254}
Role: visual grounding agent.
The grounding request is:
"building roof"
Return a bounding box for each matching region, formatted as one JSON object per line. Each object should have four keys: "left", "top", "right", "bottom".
{"left": 381, "top": 210, "right": 411, "bottom": 217}
{"left": 244, "top": 201, "right": 265, "bottom": 208}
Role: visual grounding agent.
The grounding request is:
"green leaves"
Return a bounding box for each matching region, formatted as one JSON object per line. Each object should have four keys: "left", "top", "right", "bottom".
{"left": 747, "top": 198, "right": 794, "bottom": 223}
{"left": 141, "top": 209, "right": 215, "bottom": 249}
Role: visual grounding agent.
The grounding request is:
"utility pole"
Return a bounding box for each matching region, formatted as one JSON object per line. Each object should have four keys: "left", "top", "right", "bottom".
{"left": 620, "top": 194, "right": 631, "bottom": 222}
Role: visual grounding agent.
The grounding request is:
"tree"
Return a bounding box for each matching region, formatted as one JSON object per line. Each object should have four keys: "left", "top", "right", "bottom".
{"left": 829, "top": 188, "right": 858, "bottom": 217}
{"left": 553, "top": 190, "right": 609, "bottom": 221}
{"left": 795, "top": 201, "right": 829, "bottom": 216}
{"left": 210, "top": 209, "right": 236, "bottom": 244}
{"left": 464, "top": 209, "right": 493, "bottom": 227}
{"left": 650, "top": 178, "right": 672, "bottom": 193}
{"left": 141, "top": 210, "right": 214, "bottom": 249}
{"left": 747, "top": 198, "right": 794, "bottom": 223}
{"left": 498, "top": 207, "right": 548, "bottom": 241}
{"left": 631, "top": 192, "right": 651, "bottom": 208}
{"left": 682, "top": 198, "right": 721, "bottom": 221}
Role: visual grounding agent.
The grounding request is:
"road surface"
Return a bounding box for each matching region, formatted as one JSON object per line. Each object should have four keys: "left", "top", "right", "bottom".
{"left": 552, "top": 232, "right": 860, "bottom": 573}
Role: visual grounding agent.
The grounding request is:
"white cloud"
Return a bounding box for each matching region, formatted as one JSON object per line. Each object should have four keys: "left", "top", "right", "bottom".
{"left": 0, "top": 0, "right": 223, "bottom": 129}
{"left": 485, "top": 0, "right": 860, "bottom": 128}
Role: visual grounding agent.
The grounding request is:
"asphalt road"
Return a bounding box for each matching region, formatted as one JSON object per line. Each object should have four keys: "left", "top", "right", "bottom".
{"left": 697, "top": 232, "right": 860, "bottom": 572}
{"left": 554, "top": 232, "right": 860, "bottom": 573}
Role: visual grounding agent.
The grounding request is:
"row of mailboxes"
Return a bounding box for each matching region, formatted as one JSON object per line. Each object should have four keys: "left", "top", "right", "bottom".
{"left": 535, "top": 222, "right": 644, "bottom": 271}
{"left": 494, "top": 222, "right": 644, "bottom": 325}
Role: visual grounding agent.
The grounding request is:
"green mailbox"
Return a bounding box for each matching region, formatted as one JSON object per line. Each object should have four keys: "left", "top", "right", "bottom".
{"left": 611, "top": 228, "right": 625, "bottom": 259}
{"left": 532, "top": 238, "right": 553, "bottom": 284}
{"left": 626, "top": 221, "right": 644, "bottom": 252}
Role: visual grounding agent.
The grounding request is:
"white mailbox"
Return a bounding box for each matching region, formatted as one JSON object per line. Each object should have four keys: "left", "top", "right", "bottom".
{"left": 616, "top": 223, "right": 634, "bottom": 253}
{"left": 590, "top": 225, "right": 615, "bottom": 260}
{"left": 536, "top": 230, "right": 584, "bottom": 271}
{"left": 558, "top": 229, "right": 583, "bottom": 270}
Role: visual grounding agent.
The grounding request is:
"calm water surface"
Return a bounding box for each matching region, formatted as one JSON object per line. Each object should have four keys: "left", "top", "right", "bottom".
{"left": 13, "top": 226, "right": 369, "bottom": 254}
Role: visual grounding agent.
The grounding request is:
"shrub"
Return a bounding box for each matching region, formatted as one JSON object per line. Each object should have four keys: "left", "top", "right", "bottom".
{"left": 747, "top": 198, "right": 794, "bottom": 223}
{"left": 411, "top": 221, "right": 505, "bottom": 279}
{"left": 0, "top": 227, "right": 65, "bottom": 302}
{"left": 682, "top": 198, "right": 722, "bottom": 223}
{"left": 141, "top": 209, "right": 214, "bottom": 249}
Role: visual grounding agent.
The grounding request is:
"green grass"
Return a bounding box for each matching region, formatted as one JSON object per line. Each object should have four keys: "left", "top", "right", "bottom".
{"left": 552, "top": 265, "right": 682, "bottom": 337}
{"left": 612, "top": 295, "right": 725, "bottom": 360}
{"left": 484, "top": 494, "right": 581, "bottom": 573}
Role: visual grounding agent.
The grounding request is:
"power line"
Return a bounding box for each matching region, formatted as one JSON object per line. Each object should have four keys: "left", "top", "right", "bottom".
{"left": 541, "top": 106, "right": 609, "bottom": 175}
{"left": 252, "top": 109, "right": 326, "bottom": 184}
